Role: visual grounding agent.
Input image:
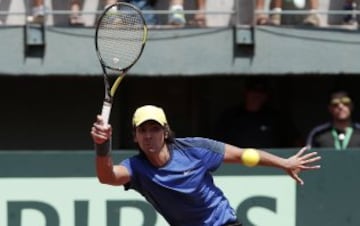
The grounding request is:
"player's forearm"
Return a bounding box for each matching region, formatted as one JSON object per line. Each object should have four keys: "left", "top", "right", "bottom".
{"left": 257, "top": 150, "right": 288, "bottom": 170}
{"left": 96, "top": 155, "right": 118, "bottom": 184}
{"left": 95, "top": 140, "right": 116, "bottom": 184}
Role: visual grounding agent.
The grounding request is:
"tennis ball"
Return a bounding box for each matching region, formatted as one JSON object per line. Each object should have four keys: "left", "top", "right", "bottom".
{"left": 242, "top": 149, "right": 260, "bottom": 167}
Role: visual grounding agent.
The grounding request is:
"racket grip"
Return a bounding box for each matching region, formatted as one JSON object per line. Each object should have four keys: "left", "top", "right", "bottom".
{"left": 101, "top": 101, "right": 112, "bottom": 125}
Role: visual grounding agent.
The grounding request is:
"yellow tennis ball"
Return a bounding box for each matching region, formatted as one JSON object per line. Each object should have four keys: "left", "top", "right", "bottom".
{"left": 242, "top": 149, "right": 260, "bottom": 167}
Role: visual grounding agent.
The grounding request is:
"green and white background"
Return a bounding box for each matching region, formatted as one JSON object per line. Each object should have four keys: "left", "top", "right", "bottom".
{"left": 1, "top": 150, "right": 359, "bottom": 226}
{"left": 1, "top": 0, "right": 360, "bottom": 225}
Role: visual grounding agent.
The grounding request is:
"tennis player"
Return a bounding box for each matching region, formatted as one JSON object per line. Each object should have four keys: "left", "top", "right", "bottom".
{"left": 90, "top": 105, "right": 321, "bottom": 226}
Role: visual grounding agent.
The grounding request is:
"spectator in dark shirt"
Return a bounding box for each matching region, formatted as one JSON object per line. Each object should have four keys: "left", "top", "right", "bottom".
{"left": 214, "top": 78, "right": 300, "bottom": 149}
{"left": 307, "top": 90, "right": 360, "bottom": 150}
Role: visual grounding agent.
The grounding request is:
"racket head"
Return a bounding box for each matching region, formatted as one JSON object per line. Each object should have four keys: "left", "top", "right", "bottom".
{"left": 95, "top": 2, "right": 148, "bottom": 72}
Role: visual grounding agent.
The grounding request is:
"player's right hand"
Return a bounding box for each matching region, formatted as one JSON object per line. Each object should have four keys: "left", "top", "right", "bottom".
{"left": 90, "top": 115, "right": 112, "bottom": 144}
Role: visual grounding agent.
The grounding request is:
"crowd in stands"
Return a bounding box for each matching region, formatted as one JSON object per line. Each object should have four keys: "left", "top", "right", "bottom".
{"left": 29, "top": 0, "right": 158, "bottom": 26}
{"left": 0, "top": 0, "right": 206, "bottom": 27}
{"left": 256, "top": 0, "right": 359, "bottom": 27}
{"left": 0, "top": 0, "right": 359, "bottom": 28}
{"left": 256, "top": 0, "right": 320, "bottom": 26}
{"left": 1, "top": 1, "right": 360, "bottom": 150}
{"left": 215, "top": 78, "right": 360, "bottom": 150}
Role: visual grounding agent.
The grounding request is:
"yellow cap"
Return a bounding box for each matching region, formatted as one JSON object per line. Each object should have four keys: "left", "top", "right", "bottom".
{"left": 132, "top": 105, "right": 168, "bottom": 127}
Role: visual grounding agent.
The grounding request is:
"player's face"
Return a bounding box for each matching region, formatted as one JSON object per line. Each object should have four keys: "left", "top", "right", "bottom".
{"left": 134, "top": 120, "right": 166, "bottom": 153}
{"left": 329, "top": 96, "right": 352, "bottom": 121}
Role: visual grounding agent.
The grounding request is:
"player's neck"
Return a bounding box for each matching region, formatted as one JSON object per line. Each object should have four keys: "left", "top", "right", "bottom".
{"left": 146, "top": 144, "right": 170, "bottom": 168}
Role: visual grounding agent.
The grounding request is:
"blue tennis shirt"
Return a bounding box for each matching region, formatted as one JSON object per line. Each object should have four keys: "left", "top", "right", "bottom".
{"left": 121, "top": 137, "right": 237, "bottom": 226}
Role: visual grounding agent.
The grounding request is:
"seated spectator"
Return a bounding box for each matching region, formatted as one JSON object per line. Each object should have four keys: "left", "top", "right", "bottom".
{"left": 30, "top": 0, "right": 85, "bottom": 26}
{"left": 104, "top": 0, "right": 158, "bottom": 25}
{"left": 31, "top": 0, "right": 45, "bottom": 24}
{"left": 69, "top": 0, "right": 85, "bottom": 26}
{"left": 307, "top": 90, "right": 360, "bottom": 150}
{"left": 256, "top": 0, "right": 282, "bottom": 25}
{"left": 256, "top": 0, "right": 320, "bottom": 26}
{"left": 343, "top": 0, "right": 358, "bottom": 25}
{"left": 302, "top": 0, "right": 320, "bottom": 26}
{"left": 214, "top": 78, "right": 301, "bottom": 149}
{"left": 168, "top": 0, "right": 206, "bottom": 27}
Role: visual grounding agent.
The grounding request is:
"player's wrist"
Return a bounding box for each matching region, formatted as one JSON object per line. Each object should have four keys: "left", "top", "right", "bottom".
{"left": 95, "top": 139, "right": 111, "bottom": 156}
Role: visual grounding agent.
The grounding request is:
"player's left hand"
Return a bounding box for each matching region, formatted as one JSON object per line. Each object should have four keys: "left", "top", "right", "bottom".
{"left": 284, "top": 146, "right": 321, "bottom": 185}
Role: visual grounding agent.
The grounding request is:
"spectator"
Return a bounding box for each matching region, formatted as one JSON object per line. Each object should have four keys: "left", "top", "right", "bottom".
{"left": 256, "top": 0, "right": 320, "bottom": 26}
{"left": 307, "top": 90, "right": 360, "bottom": 150}
{"left": 31, "top": 0, "right": 45, "bottom": 24}
{"left": 104, "top": 0, "right": 158, "bottom": 25}
{"left": 69, "top": 0, "right": 85, "bottom": 26}
{"left": 343, "top": 0, "right": 358, "bottom": 25}
{"left": 302, "top": 0, "right": 320, "bottom": 26}
{"left": 256, "top": 0, "right": 282, "bottom": 25}
{"left": 214, "top": 78, "right": 301, "bottom": 149}
{"left": 30, "top": 0, "right": 85, "bottom": 25}
{"left": 90, "top": 104, "right": 321, "bottom": 226}
{"left": 168, "top": 0, "right": 206, "bottom": 27}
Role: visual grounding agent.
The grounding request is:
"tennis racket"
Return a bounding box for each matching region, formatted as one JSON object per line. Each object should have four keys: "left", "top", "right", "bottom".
{"left": 95, "top": 2, "right": 147, "bottom": 124}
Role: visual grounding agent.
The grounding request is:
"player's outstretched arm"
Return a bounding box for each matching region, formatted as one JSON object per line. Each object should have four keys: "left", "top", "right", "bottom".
{"left": 90, "top": 115, "right": 131, "bottom": 186}
{"left": 224, "top": 145, "right": 321, "bottom": 185}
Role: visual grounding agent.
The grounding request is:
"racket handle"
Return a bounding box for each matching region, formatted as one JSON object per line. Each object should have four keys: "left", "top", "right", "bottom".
{"left": 101, "top": 101, "right": 112, "bottom": 125}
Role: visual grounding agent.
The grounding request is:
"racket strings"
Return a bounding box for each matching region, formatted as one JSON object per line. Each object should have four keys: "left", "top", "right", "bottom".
{"left": 97, "top": 5, "right": 145, "bottom": 70}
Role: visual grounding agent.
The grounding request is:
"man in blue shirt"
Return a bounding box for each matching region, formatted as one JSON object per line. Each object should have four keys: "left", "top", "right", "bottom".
{"left": 91, "top": 105, "right": 321, "bottom": 226}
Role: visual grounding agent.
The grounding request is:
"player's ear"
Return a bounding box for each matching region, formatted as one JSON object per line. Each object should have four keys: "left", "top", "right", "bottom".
{"left": 132, "top": 130, "right": 138, "bottom": 143}
{"left": 164, "top": 127, "right": 169, "bottom": 139}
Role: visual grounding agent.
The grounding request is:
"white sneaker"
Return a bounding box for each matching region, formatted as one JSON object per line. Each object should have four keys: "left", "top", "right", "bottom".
{"left": 168, "top": 5, "right": 186, "bottom": 26}
{"left": 303, "top": 14, "right": 320, "bottom": 27}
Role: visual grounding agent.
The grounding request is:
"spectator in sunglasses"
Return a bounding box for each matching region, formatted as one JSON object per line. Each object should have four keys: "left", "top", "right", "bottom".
{"left": 307, "top": 90, "right": 360, "bottom": 150}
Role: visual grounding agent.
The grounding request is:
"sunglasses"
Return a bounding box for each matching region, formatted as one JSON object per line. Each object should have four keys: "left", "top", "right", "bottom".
{"left": 330, "top": 97, "right": 352, "bottom": 106}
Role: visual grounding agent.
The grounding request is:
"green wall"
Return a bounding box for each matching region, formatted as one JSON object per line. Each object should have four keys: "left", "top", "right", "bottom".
{"left": 0, "top": 149, "right": 359, "bottom": 226}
